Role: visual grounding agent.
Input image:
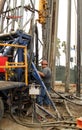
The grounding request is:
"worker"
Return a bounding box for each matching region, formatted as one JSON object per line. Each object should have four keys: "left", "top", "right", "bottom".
{"left": 37, "top": 59, "right": 51, "bottom": 108}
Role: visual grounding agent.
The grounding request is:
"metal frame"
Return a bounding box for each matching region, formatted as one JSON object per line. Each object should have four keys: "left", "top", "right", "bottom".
{"left": 0, "top": 43, "right": 28, "bottom": 85}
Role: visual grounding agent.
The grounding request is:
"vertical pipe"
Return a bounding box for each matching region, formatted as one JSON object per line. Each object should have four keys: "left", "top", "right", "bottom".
{"left": 48, "top": 0, "right": 53, "bottom": 65}
{"left": 0, "top": 15, "right": 4, "bottom": 33}
{"left": 28, "top": 0, "right": 35, "bottom": 69}
{"left": 50, "top": 0, "right": 59, "bottom": 88}
{"left": 76, "top": 0, "right": 80, "bottom": 97}
{"left": 35, "top": 22, "right": 39, "bottom": 68}
{"left": 65, "top": 0, "right": 71, "bottom": 92}
{"left": 0, "top": 0, "right": 6, "bottom": 15}
{"left": 11, "top": 0, "right": 17, "bottom": 30}
{"left": 25, "top": 46, "right": 28, "bottom": 85}
{"left": 19, "top": 0, "right": 25, "bottom": 29}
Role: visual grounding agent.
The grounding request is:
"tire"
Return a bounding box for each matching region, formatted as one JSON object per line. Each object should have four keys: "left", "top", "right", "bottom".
{"left": 0, "top": 97, "right": 4, "bottom": 120}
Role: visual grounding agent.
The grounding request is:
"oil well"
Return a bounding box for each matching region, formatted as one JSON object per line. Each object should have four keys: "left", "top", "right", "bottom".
{"left": 0, "top": 0, "right": 82, "bottom": 130}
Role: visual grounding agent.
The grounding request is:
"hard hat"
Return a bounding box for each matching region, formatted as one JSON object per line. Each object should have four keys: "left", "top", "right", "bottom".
{"left": 41, "top": 60, "right": 48, "bottom": 65}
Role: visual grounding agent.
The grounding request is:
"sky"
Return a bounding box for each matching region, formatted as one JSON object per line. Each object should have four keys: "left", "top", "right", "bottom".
{"left": 57, "top": 0, "right": 68, "bottom": 42}
{"left": 57, "top": 0, "right": 77, "bottom": 67}
{"left": 58, "top": 0, "right": 77, "bottom": 44}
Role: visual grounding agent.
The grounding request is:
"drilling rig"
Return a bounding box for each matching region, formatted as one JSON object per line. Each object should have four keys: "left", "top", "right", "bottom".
{"left": 0, "top": 0, "right": 59, "bottom": 123}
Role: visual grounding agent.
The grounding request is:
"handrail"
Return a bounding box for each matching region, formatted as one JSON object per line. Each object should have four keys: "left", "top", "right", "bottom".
{"left": 0, "top": 43, "right": 28, "bottom": 85}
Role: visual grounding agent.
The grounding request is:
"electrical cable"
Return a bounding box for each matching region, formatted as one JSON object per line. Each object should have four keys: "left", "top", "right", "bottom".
{"left": 64, "top": 100, "right": 73, "bottom": 117}
{"left": 72, "top": 94, "right": 82, "bottom": 100}
{"left": 52, "top": 88, "right": 82, "bottom": 106}
{"left": 10, "top": 112, "right": 76, "bottom": 128}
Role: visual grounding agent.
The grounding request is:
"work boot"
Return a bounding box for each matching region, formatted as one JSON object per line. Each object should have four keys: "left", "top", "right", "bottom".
{"left": 44, "top": 105, "right": 51, "bottom": 110}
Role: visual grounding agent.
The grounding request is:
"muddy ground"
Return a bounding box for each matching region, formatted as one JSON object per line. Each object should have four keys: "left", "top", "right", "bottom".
{"left": 0, "top": 84, "right": 82, "bottom": 130}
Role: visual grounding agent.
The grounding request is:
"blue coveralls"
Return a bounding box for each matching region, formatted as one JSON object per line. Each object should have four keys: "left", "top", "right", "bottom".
{"left": 37, "top": 84, "right": 51, "bottom": 106}
{"left": 37, "top": 67, "right": 51, "bottom": 106}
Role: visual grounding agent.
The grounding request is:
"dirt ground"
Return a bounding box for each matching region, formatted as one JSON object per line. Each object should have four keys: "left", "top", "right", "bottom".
{"left": 0, "top": 84, "right": 82, "bottom": 130}
{"left": 0, "top": 114, "right": 44, "bottom": 130}
{"left": 0, "top": 118, "right": 37, "bottom": 130}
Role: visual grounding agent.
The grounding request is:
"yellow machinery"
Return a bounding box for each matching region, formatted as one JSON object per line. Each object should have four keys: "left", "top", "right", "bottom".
{"left": 38, "top": 0, "right": 47, "bottom": 24}
{"left": 0, "top": 43, "right": 28, "bottom": 85}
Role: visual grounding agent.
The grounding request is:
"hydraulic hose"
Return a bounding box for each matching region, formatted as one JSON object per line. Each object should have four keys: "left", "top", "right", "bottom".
{"left": 52, "top": 88, "right": 82, "bottom": 106}
{"left": 31, "top": 62, "right": 61, "bottom": 120}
